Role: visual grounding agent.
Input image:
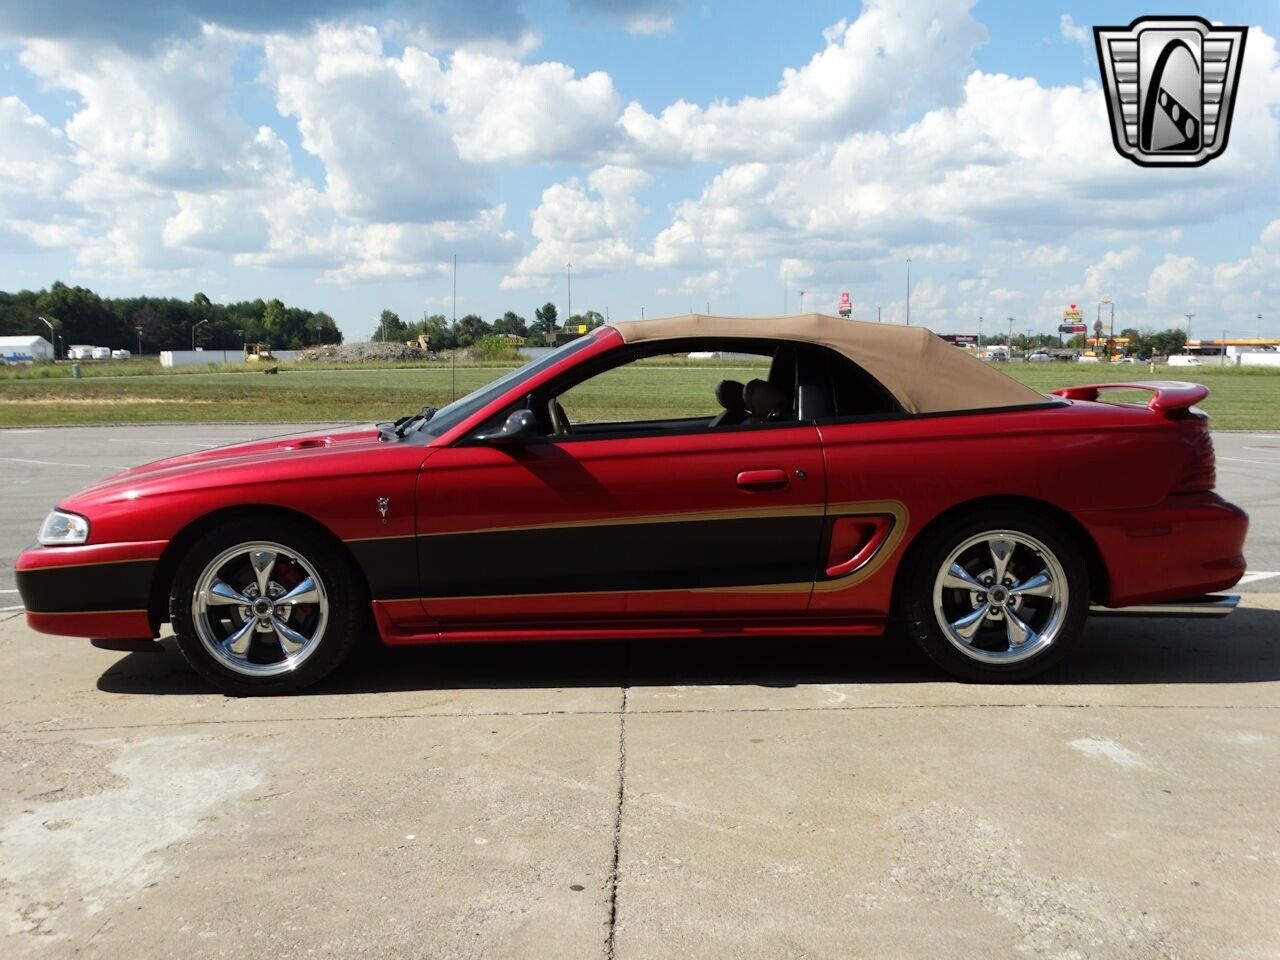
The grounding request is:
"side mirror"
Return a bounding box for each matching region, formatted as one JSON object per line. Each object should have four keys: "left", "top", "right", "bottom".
{"left": 476, "top": 409, "right": 537, "bottom": 445}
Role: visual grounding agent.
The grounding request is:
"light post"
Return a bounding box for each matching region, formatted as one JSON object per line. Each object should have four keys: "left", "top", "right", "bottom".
{"left": 905, "top": 258, "right": 912, "bottom": 326}
{"left": 1007, "top": 317, "right": 1015, "bottom": 357}
{"left": 640, "top": 306, "right": 645, "bottom": 321}
{"left": 799, "top": 290, "right": 806, "bottom": 313}
{"left": 192, "top": 318, "right": 209, "bottom": 351}
{"left": 877, "top": 305, "right": 881, "bottom": 324}
{"left": 977, "top": 314, "right": 983, "bottom": 357}
{"left": 1258, "top": 313, "right": 1264, "bottom": 339}
{"left": 1184, "top": 313, "right": 1195, "bottom": 350}
{"left": 38, "top": 315, "right": 57, "bottom": 359}
{"left": 135, "top": 326, "right": 143, "bottom": 357}
{"left": 566, "top": 261, "right": 572, "bottom": 324}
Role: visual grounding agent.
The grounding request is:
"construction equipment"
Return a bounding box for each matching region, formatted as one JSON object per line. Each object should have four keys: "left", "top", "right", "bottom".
{"left": 243, "top": 343, "right": 275, "bottom": 362}
{"left": 405, "top": 334, "right": 430, "bottom": 351}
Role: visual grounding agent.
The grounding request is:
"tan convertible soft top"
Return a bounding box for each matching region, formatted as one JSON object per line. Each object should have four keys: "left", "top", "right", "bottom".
{"left": 610, "top": 313, "right": 1047, "bottom": 415}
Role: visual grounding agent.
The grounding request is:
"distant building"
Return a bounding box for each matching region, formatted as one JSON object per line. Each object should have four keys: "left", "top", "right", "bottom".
{"left": 0, "top": 335, "right": 54, "bottom": 363}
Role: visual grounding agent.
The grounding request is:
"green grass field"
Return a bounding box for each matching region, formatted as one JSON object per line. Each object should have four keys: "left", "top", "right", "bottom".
{"left": 1, "top": 357, "right": 1276, "bottom": 430}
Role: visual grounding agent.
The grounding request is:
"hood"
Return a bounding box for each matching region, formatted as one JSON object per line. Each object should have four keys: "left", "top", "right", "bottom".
{"left": 63, "top": 425, "right": 386, "bottom": 506}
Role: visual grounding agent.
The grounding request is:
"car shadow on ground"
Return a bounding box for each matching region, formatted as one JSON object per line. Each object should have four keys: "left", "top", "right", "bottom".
{"left": 96, "top": 606, "right": 1280, "bottom": 697}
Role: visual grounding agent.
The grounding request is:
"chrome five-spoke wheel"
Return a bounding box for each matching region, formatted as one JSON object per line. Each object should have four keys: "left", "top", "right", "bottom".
{"left": 192, "top": 541, "right": 329, "bottom": 677}
{"left": 931, "top": 530, "right": 1068, "bottom": 665}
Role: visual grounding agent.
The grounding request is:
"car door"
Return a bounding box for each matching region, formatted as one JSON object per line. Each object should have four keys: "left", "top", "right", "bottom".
{"left": 415, "top": 417, "right": 826, "bottom": 624}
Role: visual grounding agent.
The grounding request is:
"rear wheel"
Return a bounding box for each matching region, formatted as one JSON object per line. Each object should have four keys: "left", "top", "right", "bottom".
{"left": 171, "top": 517, "right": 363, "bottom": 695}
{"left": 901, "top": 509, "right": 1089, "bottom": 682}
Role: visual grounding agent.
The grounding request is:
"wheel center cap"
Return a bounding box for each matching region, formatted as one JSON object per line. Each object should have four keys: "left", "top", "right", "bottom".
{"left": 252, "top": 597, "right": 274, "bottom": 618}
{"left": 988, "top": 585, "right": 1009, "bottom": 606}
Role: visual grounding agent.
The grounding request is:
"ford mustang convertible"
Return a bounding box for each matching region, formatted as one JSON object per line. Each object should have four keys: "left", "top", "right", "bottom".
{"left": 15, "top": 314, "right": 1247, "bottom": 694}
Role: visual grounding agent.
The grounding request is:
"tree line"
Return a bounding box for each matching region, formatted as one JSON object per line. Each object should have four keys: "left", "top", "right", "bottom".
{"left": 0, "top": 283, "right": 343, "bottom": 353}
{"left": 376, "top": 303, "right": 606, "bottom": 349}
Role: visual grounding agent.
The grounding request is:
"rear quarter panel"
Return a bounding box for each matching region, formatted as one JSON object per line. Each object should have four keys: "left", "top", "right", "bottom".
{"left": 812, "top": 400, "right": 1197, "bottom": 615}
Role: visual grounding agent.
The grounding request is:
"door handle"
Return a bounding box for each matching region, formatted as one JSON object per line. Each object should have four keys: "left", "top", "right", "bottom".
{"left": 736, "top": 468, "right": 789, "bottom": 490}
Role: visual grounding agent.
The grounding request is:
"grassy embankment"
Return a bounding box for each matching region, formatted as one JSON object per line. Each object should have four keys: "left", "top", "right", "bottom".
{"left": 0, "top": 355, "right": 1276, "bottom": 430}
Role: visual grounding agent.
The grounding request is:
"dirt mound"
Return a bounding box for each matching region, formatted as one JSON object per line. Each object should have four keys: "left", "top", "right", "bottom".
{"left": 297, "top": 342, "right": 436, "bottom": 363}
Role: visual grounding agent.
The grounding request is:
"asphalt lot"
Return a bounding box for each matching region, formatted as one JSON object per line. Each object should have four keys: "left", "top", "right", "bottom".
{"left": 0, "top": 424, "right": 1277, "bottom": 958}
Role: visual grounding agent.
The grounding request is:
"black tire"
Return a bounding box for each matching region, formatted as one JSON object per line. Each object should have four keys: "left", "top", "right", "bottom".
{"left": 900, "top": 508, "right": 1089, "bottom": 682}
{"left": 170, "top": 516, "right": 365, "bottom": 695}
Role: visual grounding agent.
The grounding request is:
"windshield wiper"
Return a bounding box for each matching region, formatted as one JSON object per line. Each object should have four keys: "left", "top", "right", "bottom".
{"left": 392, "top": 405, "right": 437, "bottom": 439}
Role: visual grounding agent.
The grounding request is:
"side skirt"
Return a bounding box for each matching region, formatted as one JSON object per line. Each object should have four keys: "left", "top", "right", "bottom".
{"left": 369, "top": 603, "right": 886, "bottom": 646}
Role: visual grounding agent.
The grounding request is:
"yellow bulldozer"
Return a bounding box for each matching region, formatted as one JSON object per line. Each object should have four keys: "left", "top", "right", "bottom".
{"left": 243, "top": 343, "right": 275, "bottom": 362}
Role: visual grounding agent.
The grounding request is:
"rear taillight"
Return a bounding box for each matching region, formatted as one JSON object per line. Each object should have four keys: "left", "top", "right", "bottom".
{"left": 1173, "top": 428, "right": 1216, "bottom": 493}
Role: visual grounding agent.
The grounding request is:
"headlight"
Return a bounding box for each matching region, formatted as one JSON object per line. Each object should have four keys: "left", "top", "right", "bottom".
{"left": 38, "top": 510, "right": 90, "bottom": 546}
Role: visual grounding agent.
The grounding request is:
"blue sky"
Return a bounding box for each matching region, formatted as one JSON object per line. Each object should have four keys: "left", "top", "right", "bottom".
{"left": 1, "top": 0, "right": 1278, "bottom": 341}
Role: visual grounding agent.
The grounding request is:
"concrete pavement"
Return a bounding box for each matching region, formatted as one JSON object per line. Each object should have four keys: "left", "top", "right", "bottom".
{"left": 1, "top": 597, "right": 1277, "bottom": 958}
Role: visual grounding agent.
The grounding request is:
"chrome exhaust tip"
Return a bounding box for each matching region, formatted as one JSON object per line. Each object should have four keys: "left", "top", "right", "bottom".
{"left": 1089, "top": 594, "right": 1240, "bottom": 618}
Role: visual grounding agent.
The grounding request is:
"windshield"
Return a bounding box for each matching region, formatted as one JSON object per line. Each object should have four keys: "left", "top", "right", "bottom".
{"left": 410, "top": 335, "right": 598, "bottom": 439}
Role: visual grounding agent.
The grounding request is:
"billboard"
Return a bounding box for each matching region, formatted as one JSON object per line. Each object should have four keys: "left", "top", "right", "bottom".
{"left": 838, "top": 292, "right": 852, "bottom": 318}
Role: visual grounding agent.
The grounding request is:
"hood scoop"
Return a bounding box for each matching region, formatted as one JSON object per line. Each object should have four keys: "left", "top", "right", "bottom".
{"left": 277, "top": 437, "right": 332, "bottom": 451}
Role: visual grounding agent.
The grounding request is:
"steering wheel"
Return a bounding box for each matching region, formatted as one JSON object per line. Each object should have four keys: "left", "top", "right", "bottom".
{"left": 549, "top": 399, "right": 574, "bottom": 436}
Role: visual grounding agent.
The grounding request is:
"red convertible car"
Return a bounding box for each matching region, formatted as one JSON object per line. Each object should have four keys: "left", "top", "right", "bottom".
{"left": 15, "top": 314, "right": 1247, "bottom": 694}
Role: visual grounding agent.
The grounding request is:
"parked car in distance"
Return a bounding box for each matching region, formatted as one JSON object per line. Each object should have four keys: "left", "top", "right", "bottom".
{"left": 1027, "top": 351, "right": 1054, "bottom": 363}
{"left": 111, "top": 349, "right": 132, "bottom": 361}
{"left": 15, "top": 314, "right": 1247, "bottom": 695}
{"left": 1168, "top": 355, "right": 1202, "bottom": 367}
{"left": 1077, "top": 354, "right": 1102, "bottom": 363}
{"left": 984, "top": 349, "right": 1008, "bottom": 362}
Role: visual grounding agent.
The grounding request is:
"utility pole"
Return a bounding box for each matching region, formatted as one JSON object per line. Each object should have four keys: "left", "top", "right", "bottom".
{"left": 451, "top": 252, "right": 458, "bottom": 401}
{"left": 641, "top": 306, "right": 645, "bottom": 321}
{"left": 1007, "top": 317, "right": 1015, "bottom": 354}
{"left": 192, "top": 318, "right": 208, "bottom": 351}
{"left": 1258, "top": 313, "right": 1264, "bottom": 339}
{"left": 1184, "top": 312, "right": 1195, "bottom": 350}
{"left": 566, "top": 261, "right": 572, "bottom": 324}
{"left": 135, "top": 326, "right": 143, "bottom": 357}
{"left": 905, "top": 258, "right": 912, "bottom": 326}
{"left": 877, "top": 305, "right": 881, "bottom": 324}
{"left": 799, "top": 290, "right": 806, "bottom": 313}
{"left": 977, "top": 314, "right": 983, "bottom": 356}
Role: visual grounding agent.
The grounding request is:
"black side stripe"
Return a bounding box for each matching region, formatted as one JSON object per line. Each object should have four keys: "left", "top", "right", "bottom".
{"left": 407, "top": 515, "right": 823, "bottom": 599}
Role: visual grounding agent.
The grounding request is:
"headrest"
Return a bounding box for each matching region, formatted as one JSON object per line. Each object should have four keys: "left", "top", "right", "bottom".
{"left": 743, "top": 378, "right": 789, "bottom": 418}
{"left": 714, "top": 379, "right": 746, "bottom": 412}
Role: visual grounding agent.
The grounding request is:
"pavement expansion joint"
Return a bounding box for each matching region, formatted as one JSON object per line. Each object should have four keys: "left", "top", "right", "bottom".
{"left": 604, "top": 660, "right": 630, "bottom": 960}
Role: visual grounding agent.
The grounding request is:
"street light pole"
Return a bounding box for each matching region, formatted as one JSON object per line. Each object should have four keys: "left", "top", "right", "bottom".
{"left": 566, "top": 261, "right": 572, "bottom": 324}
{"left": 192, "top": 319, "right": 209, "bottom": 351}
{"left": 135, "top": 326, "right": 143, "bottom": 357}
{"left": 877, "top": 305, "right": 881, "bottom": 324}
{"left": 905, "top": 258, "right": 912, "bottom": 326}
{"left": 1007, "top": 317, "right": 1015, "bottom": 355}
{"left": 38, "top": 315, "right": 56, "bottom": 359}
{"left": 799, "top": 290, "right": 806, "bottom": 313}
{"left": 977, "top": 314, "right": 983, "bottom": 356}
{"left": 1185, "top": 313, "right": 1195, "bottom": 349}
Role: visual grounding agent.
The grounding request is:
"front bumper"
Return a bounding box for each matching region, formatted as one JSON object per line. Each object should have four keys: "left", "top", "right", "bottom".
{"left": 1076, "top": 493, "right": 1248, "bottom": 608}
{"left": 14, "top": 540, "right": 166, "bottom": 639}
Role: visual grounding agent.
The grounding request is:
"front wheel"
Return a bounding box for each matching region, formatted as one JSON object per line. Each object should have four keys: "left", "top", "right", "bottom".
{"left": 171, "top": 517, "right": 364, "bottom": 695}
{"left": 900, "top": 509, "right": 1089, "bottom": 682}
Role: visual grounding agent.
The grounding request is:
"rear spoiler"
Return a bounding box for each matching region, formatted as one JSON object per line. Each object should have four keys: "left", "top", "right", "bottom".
{"left": 1051, "top": 380, "right": 1208, "bottom": 414}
